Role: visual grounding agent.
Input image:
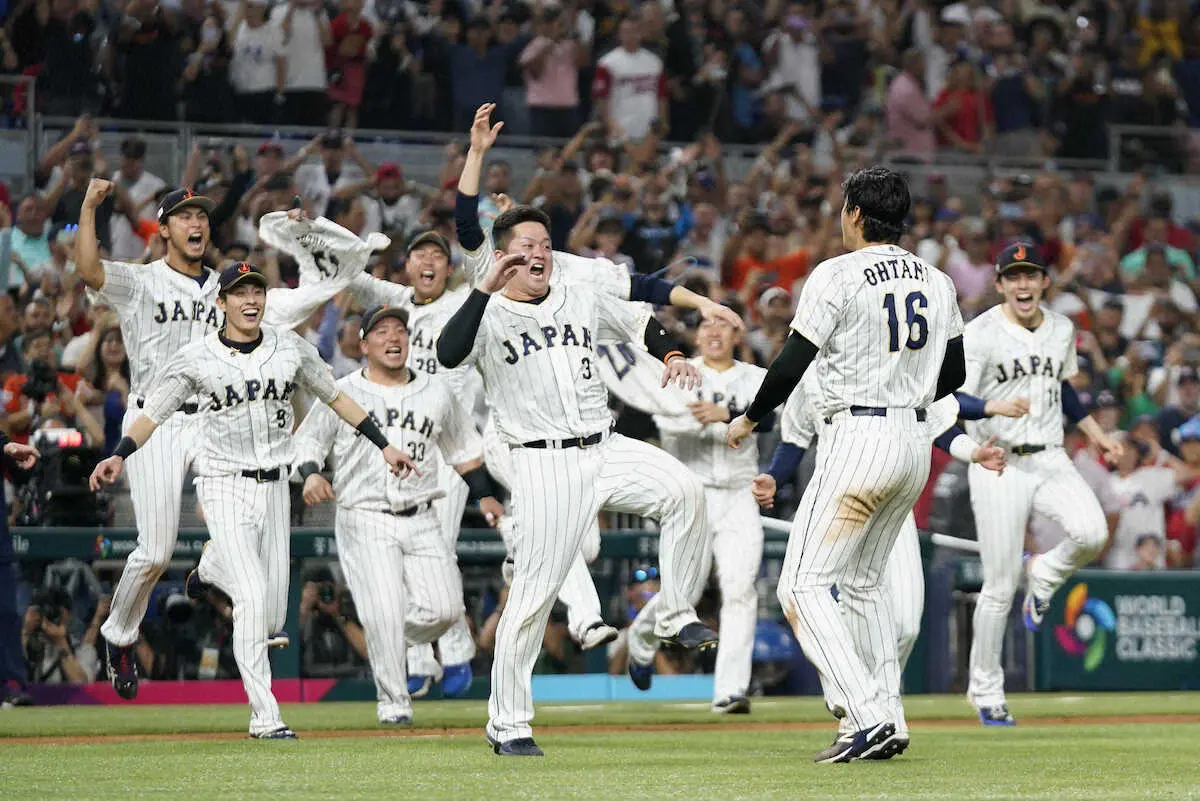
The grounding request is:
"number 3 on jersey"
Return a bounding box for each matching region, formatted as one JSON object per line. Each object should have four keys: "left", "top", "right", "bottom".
{"left": 883, "top": 291, "right": 928, "bottom": 352}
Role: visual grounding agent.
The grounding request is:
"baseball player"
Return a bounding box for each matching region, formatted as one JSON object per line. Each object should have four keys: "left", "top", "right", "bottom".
{"left": 610, "top": 316, "right": 773, "bottom": 714}
{"left": 76, "top": 180, "right": 380, "bottom": 700}
{"left": 755, "top": 378, "right": 1015, "bottom": 744}
{"left": 89, "top": 264, "right": 416, "bottom": 738}
{"left": 960, "top": 242, "right": 1123, "bottom": 726}
{"left": 727, "top": 167, "right": 965, "bottom": 763}
{"left": 438, "top": 205, "right": 718, "bottom": 757}
{"left": 293, "top": 304, "right": 504, "bottom": 724}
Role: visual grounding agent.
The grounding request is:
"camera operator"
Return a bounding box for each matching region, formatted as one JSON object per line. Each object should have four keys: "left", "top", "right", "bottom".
{"left": 22, "top": 587, "right": 103, "bottom": 684}
{"left": 142, "top": 590, "right": 237, "bottom": 680}
{"left": 3, "top": 328, "right": 104, "bottom": 449}
{"left": 299, "top": 566, "right": 367, "bottom": 678}
{"left": 1, "top": 433, "right": 39, "bottom": 705}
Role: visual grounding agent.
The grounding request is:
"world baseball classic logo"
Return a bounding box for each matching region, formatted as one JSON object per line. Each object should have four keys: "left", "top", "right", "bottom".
{"left": 1054, "top": 583, "right": 1116, "bottom": 672}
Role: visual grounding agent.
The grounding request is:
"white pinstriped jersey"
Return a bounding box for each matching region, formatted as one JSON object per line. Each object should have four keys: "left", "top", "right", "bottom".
{"left": 143, "top": 327, "right": 339, "bottom": 475}
{"left": 961, "top": 304, "right": 1078, "bottom": 449}
{"left": 293, "top": 370, "right": 482, "bottom": 512}
{"left": 792, "top": 244, "right": 963, "bottom": 417}
{"left": 461, "top": 242, "right": 632, "bottom": 299}
{"left": 595, "top": 343, "right": 691, "bottom": 417}
{"left": 461, "top": 284, "right": 651, "bottom": 444}
{"left": 781, "top": 375, "right": 962, "bottom": 450}
{"left": 654, "top": 358, "right": 767, "bottom": 488}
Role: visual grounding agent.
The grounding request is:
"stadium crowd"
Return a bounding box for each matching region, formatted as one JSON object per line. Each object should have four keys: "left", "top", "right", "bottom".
{"left": 4, "top": 0, "right": 1200, "bottom": 700}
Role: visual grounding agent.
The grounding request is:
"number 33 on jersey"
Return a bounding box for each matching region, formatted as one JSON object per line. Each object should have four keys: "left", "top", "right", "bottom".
{"left": 792, "top": 244, "right": 962, "bottom": 416}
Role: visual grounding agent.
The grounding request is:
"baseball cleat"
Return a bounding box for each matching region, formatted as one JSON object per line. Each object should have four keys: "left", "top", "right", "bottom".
{"left": 628, "top": 660, "right": 654, "bottom": 691}
{"left": 379, "top": 715, "right": 412, "bottom": 726}
{"left": 814, "top": 721, "right": 895, "bottom": 763}
{"left": 712, "top": 695, "right": 751, "bottom": 714}
{"left": 408, "top": 675, "right": 434, "bottom": 698}
{"left": 267, "top": 631, "right": 290, "bottom": 649}
{"left": 978, "top": 704, "right": 1016, "bottom": 726}
{"left": 579, "top": 622, "right": 619, "bottom": 651}
{"left": 492, "top": 737, "right": 544, "bottom": 757}
{"left": 105, "top": 642, "right": 139, "bottom": 700}
{"left": 661, "top": 622, "right": 718, "bottom": 651}
{"left": 441, "top": 663, "right": 473, "bottom": 698}
{"left": 1023, "top": 590, "right": 1050, "bottom": 632}
{"left": 861, "top": 729, "right": 910, "bottom": 760}
{"left": 251, "top": 726, "right": 298, "bottom": 740}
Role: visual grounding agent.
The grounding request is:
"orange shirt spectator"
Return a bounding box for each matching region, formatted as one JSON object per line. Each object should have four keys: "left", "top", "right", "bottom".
{"left": 731, "top": 249, "right": 810, "bottom": 298}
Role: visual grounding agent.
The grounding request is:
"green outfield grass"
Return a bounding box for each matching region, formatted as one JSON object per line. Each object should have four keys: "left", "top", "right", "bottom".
{"left": 2, "top": 694, "right": 1199, "bottom": 800}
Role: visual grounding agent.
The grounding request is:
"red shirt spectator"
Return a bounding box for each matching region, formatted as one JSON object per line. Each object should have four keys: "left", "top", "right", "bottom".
{"left": 933, "top": 60, "right": 994, "bottom": 151}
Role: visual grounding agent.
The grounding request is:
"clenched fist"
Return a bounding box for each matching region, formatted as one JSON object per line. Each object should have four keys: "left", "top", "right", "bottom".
{"left": 84, "top": 178, "right": 114, "bottom": 209}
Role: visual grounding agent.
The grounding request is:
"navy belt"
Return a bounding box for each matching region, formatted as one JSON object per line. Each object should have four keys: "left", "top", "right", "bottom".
{"left": 385, "top": 500, "right": 433, "bottom": 517}
{"left": 136, "top": 397, "right": 199, "bottom": 415}
{"left": 241, "top": 466, "right": 289, "bottom": 482}
{"left": 1011, "top": 444, "right": 1047, "bottom": 456}
{"left": 823, "top": 406, "right": 927, "bottom": 425}
{"left": 521, "top": 430, "right": 605, "bottom": 449}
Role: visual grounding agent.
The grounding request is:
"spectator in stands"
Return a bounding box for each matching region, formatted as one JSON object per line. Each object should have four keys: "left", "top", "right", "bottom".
{"left": 1158, "top": 367, "right": 1200, "bottom": 455}
{"left": 1136, "top": 0, "right": 1183, "bottom": 65}
{"left": 593, "top": 14, "right": 667, "bottom": 144}
{"left": 520, "top": 5, "right": 585, "bottom": 138}
{"left": 272, "top": 0, "right": 331, "bottom": 126}
{"left": 109, "top": 138, "right": 165, "bottom": 262}
{"left": 0, "top": 294, "right": 21, "bottom": 378}
{"left": 74, "top": 324, "right": 129, "bottom": 455}
{"left": 450, "top": 17, "right": 521, "bottom": 133}
{"left": 622, "top": 185, "right": 677, "bottom": 274}
{"left": 762, "top": 2, "right": 821, "bottom": 129}
{"left": 1103, "top": 435, "right": 1181, "bottom": 570}
{"left": 1054, "top": 47, "right": 1110, "bottom": 161}
{"left": 343, "top": 162, "right": 428, "bottom": 241}
{"left": 746, "top": 286, "right": 792, "bottom": 365}
{"left": 109, "top": 0, "right": 180, "bottom": 121}
{"left": 45, "top": 140, "right": 122, "bottom": 254}
{"left": 326, "top": 0, "right": 373, "bottom": 130}
{"left": 4, "top": 196, "right": 52, "bottom": 292}
{"left": 228, "top": 0, "right": 286, "bottom": 124}
{"left": 179, "top": 3, "right": 234, "bottom": 124}
{"left": 30, "top": 0, "right": 99, "bottom": 116}
{"left": 886, "top": 49, "right": 936, "bottom": 160}
{"left": 142, "top": 588, "right": 237, "bottom": 680}
{"left": 292, "top": 131, "right": 372, "bottom": 218}
{"left": 21, "top": 586, "right": 101, "bottom": 684}
{"left": 934, "top": 58, "right": 993, "bottom": 155}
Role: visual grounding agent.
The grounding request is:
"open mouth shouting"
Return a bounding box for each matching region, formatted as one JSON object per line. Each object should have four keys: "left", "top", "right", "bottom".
{"left": 185, "top": 231, "right": 205, "bottom": 253}
{"left": 240, "top": 305, "right": 262, "bottom": 322}
{"left": 1013, "top": 291, "right": 1037, "bottom": 315}
{"left": 528, "top": 257, "right": 547, "bottom": 279}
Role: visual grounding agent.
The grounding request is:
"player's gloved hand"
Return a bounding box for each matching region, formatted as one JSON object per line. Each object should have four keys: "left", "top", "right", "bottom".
{"left": 303, "top": 474, "right": 336, "bottom": 505}
{"left": 83, "top": 178, "right": 114, "bottom": 209}
{"left": 479, "top": 252, "right": 526, "bottom": 294}
{"left": 480, "top": 496, "right": 504, "bottom": 527}
{"left": 697, "top": 298, "right": 745, "bottom": 331}
{"left": 469, "top": 102, "right": 504, "bottom": 152}
{"left": 971, "top": 435, "right": 1007, "bottom": 474}
{"left": 382, "top": 445, "right": 421, "bottom": 478}
{"left": 89, "top": 455, "right": 125, "bottom": 490}
{"left": 3, "top": 441, "right": 40, "bottom": 470}
{"left": 687, "top": 401, "right": 729, "bottom": 424}
{"left": 751, "top": 473, "right": 776, "bottom": 508}
{"left": 985, "top": 397, "right": 1030, "bottom": 418}
{"left": 662, "top": 356, "right": 700, "bottom": 390}
{"left": 726, "top": 414, "right": 755, "bottom": 449}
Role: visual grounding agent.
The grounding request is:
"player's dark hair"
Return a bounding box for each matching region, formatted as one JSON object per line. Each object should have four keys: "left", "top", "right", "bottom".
{"left": 842, "top": 167, "right": 910, "bottom": 244}
{"left": 492, "top": 205, "right": 553, "bottom": 251}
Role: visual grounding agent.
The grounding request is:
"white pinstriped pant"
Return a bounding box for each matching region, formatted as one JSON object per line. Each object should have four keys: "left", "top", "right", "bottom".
{"left": 626, "top": 484, "right": 764, "bottom": 705}
{"left": 483, "top": 423, "right": 607, "bottom": 643}
{"left": 337, "top": 506, "right": 463, "bottom": 721}
{"left": 406, "top": 463, "right": 476, "bottom": 678}
{"left": 101, "top": 408, "right": 198, "bottom": 648}
{"left": 966, "top": 448, "right": 1107, "bottom": 707}
{"left": 487, "top": 433, "right": 710, "bottom": 744}
{"left": 778, "top": 413, "right": 929, "bottom": 733}
{"left": 837, "top": 512, "right": 924, "bottom": 737}
{"left": 193, "top": 474, "right": 291, "bottom": 735}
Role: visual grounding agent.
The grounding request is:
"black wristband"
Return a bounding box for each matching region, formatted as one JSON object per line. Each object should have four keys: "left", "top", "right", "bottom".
{"left": 113, "top": 436, "right": 138, "bottom": 459}
{"left": 355, "top": 416, "right": 391, "bottom": 450}
{"left": 462, "top": 466, "right": 497, "bottom": 504}
{"left": 297, "top": 461, "right": 321, "bottom": 480}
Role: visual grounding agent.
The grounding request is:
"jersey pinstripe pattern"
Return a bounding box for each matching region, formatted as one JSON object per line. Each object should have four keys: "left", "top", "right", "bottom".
{"left": 777, "top": 243, "right": 960, "bottom": 736}
{"left": 292, "top": 369, "right": 476, "bottom": 721}
{"left": 792, "top": 243, "right": 964, "bottom": 416}
{"left": 962, "top": 305, "right": 1078, "bottom": 449}
{"left": 961, "top": 304, "right": 1106, "bottom": 711}
{"left": 144, "top": 328, "right": 339, "bottom": 474}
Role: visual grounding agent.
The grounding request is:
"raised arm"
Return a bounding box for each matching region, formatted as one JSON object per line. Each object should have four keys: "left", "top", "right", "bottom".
{"left": 75, "top": 178, "right": 113, "bottom": 290}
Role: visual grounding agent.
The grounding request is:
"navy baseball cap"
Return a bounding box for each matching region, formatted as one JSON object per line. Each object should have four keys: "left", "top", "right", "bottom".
{"left": 996, "top": 241, "right": 1047, "bottom": 275}
{"left": 217, "top": 262, "right": 268, "bottom": 296}
{"left": 359, "top": 305, "right": 410, "bottom": 338}
{"left": 406, "top": 230, "right": 452, "bottom": 259}
{"left": 157, "top": 187, "right": 215, "bottom": 223}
